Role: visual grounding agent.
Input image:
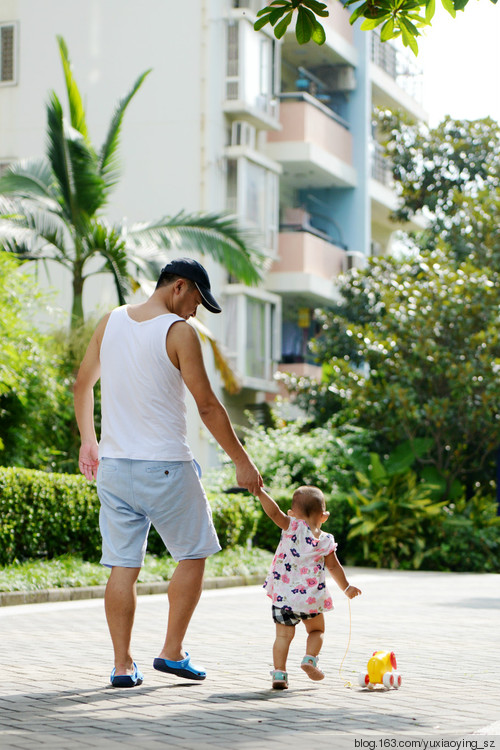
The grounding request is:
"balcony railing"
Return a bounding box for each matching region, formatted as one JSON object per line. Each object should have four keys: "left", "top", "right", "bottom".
{"left": 371, "top": 141, "right": 393, "bottom": 187}
{"left": 371, "top": 31, "right": 423, "bottom": 103}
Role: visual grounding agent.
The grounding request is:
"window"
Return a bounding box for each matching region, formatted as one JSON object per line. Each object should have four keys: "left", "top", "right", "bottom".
{"left": 226, "top": 22, "right": 239, "bottom": 101}
{"left": 224, "top": 286, "right": 281, "bottom": 390}
{"left": 225, "top": 19, "right": 279, "bottom": 119}
{"left": 226, "top": 157, "right": 278, "bottom": 252}
{"left": 1, "top": 23, "right": 17, "bottom": 85}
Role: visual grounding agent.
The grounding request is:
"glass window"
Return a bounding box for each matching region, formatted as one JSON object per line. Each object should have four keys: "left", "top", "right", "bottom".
{"left": 226, "top": 157, "right": 278, "bottom": 253}
{"left": 225, "top": 19, "right": 278, "bottom": 119}
{"left": 223, "top": 287, "right": 281, "bottom": 389}
{"left": 1, "top": 24, "right": 16, "bottom": 84}
{"left": 246, "top": 297, "right": 267, "bottom": 379}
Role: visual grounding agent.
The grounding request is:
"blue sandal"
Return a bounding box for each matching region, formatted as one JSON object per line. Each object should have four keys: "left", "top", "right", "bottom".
{"left": 153, "top": 653, "right": 206, "bottom": 681}
{"left": 110, "top": 662, "right": 144, "bottom": 688}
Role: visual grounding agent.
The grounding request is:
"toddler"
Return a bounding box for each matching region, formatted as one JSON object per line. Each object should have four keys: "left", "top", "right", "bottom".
{"left": 258, "top": 485, "right": 361, "bottom": 689}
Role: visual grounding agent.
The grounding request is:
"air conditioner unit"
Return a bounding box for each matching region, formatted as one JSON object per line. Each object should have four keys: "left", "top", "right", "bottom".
{"left": 335, "top": 66, "right": 356, "bottom": 92}
{"left": 231, "top": 120, "right": 256, "bottom": 149}
{"left": 311, "top": 65, "right": 356, "bottom": 93}
{"left": 345, "top": 250, "right": 367, "bottom": 271}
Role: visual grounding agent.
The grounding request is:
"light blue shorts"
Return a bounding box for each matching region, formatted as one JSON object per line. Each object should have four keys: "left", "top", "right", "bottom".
{"left": 96, "top": 458, "right": 221, "bottom": 567}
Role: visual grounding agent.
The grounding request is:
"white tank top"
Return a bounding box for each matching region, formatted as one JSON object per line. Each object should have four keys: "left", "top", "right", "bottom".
{"left": 98, "top": 305, "right": 194, "bottom": 461}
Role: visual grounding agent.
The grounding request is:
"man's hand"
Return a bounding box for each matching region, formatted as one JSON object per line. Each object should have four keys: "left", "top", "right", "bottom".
{"left": 235, "top": 458, "right": 263, "bottom": 496}
{"left": 79, "top": 442, "right": 99, "bottom": 481}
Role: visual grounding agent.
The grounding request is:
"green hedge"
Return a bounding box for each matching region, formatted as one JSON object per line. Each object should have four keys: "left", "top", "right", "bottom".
{"left": 0, "top": 467, "right": 261, "bottom": 565}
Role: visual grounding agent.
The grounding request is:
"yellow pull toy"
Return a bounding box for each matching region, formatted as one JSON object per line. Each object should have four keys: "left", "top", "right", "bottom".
{"left": 358, "top": 650, "right": 402, "bottom": 690}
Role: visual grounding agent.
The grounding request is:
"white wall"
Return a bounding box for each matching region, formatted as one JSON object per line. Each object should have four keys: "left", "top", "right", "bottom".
{"left": 0, "top": 0, "right": 236, "bottom": 472}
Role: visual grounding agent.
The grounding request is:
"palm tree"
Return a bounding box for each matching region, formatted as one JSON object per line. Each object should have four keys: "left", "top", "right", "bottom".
{"left": 0, "top": 36, "right": 264, "bottom": 331}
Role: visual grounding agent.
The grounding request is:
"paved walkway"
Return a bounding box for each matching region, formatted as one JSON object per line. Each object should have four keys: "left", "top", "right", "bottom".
{"left": 0, "top": 568, "right": 499, "bottom": 749}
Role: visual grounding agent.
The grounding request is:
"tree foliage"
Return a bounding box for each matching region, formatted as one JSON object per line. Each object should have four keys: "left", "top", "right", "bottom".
{"left": 0, "top": 253, "right": 75, "bottom": 468}
{"left": 286, "top": 250, "right": 500, "bottom": 500}
{"left": 255, "top": 0, "right": 497, "bottom": 55}
{"left": 377, "top": 113, "right": 500, "bottom": 270}
{"left": 0, "top": 37, "right": 265, "bottom": 330}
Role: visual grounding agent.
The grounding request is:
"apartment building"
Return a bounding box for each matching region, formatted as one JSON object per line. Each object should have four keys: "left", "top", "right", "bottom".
{"left": 0, "top": 0, "right": 426, "bottom": 469}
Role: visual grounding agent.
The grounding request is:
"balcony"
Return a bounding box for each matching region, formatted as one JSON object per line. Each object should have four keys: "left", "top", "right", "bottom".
{"left": 280, "top": 2, "right": 357, "bottom": 71}
{"left": 265, "top": 96, "right": 356, "bottom": 189}
{"left": 370, "top": 32, "right": 426, "bottom": 119}
{"left": 267, "top": 227, "right": 345, "bottom": 306}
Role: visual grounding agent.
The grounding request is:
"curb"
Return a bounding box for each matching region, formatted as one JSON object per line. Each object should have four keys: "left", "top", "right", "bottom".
{"left": 0, "top": 572, "right": 265, "bottom": 608}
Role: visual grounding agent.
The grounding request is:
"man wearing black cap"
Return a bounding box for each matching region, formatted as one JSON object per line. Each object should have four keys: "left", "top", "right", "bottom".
{"left": 74, "top": 257, "right": 263, "bottom": 687}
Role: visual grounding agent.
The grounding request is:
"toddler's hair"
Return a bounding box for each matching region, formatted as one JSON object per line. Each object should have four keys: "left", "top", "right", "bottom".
{"left": 291, "top": 486, "right": 326, "bottom": 517}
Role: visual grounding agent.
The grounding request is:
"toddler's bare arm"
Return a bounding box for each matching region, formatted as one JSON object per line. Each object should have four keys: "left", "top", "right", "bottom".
{"left": 257, "top": 488, "right": 290, "bottom": 531}
{"left": 325, "top": 551, "right": 362, "bottom": 599}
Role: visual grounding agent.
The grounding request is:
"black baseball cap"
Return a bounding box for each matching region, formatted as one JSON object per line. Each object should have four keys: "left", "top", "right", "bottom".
{"left": 158, "top": 257, "right": 222, "bottom": 313}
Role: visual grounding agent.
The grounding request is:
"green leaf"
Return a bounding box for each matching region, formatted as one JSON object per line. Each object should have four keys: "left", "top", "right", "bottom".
{"left": 380, "top": 17, "right": 395, "bottom": 39}
{"left": 310, "top": 19, "right": 327, "bottom": 43}
{"left": 398, "top": 16, "right": 420, "bottom": 54}
{"left": 99, "top": 69, "right": 151, "bottom": 189}
{"left": 440, "top": 0, "right": 456, "bottom": 17}
{"left": 268, "top": 6, "right": 289, "bottom": 24}
{"left": 368, "top": 452, "right": 387, "bottom": 482}
{"left": 347, "top": 519, "right": 377, "bottom": 538}
{"left": 361, "top": 15, "right": 389, "bottom": 28}
{"left": 454, "top": 0, "right": 469, "bottom": 8}
{"left": 296, "top": 6, "right": 314, "bottom": 43}
{"left": 254, "top": 15, "right": 272, "bottom": 30}
{"left": 274, "top": 10, "right": 294, "bottom": 38}
{"left": 302, "top": 0, "right": 330, "bottom": 17}
{"left": 256, "top": 0, "right": 290, "bottom": 12}
{"left": 398, "top": 14, "right": 420, "bottom": 35}
{"left": 425, "top": 0, "right": 436, "bottom": 20}
{"left": 56, "top": 36, "right": 89, "bottom": 142}
{"left": 348, "top": 1, "right": 371, "bottom": 23}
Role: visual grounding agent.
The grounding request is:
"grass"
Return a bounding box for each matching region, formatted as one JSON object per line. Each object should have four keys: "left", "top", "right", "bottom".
{"left": 0, "top": 546, "right": 273, "bottom": 592}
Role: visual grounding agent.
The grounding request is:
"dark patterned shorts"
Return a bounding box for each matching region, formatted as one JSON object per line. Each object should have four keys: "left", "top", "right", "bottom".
{"left": 272, "top": 604, "right": 320, "bottom": 627}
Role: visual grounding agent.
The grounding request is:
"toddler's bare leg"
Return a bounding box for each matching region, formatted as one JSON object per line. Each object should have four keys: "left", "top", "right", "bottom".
{"left": 302, "top": 614, "right": 326, "bottom": 680}
{"left": 304, "top": 613, "right": 325, "bottom": 657}
{"left": 273, "top": 622, "right": 295, "bottom": 671}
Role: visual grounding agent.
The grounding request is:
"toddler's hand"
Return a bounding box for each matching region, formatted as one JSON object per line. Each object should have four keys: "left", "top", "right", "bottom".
{"left": 345, "top": 584, "right": 361, "bottom": 599}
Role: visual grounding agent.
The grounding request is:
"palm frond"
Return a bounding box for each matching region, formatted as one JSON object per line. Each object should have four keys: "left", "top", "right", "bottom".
{"left": 128, "top": 211, "right": 265, "bottom": 286}
{"left": 47, "top": 92, "right": 106, "bottom": 222}
{"left": 0, "top": 218, "right": 72, "bottom": 266}
{"left": 190, "top": 318, "right": 242, "bottom": 395}
{"left": 81, "top": 221, "right": 131, "bottom": 303}
{"left": 98, "top": 69, "right": 152, "bottom": 189}
{"left": 57, "top": 35, "right": 89, "bottom": 142}
{"left": 0, "top": 158, "right": 57, "bottom": 200}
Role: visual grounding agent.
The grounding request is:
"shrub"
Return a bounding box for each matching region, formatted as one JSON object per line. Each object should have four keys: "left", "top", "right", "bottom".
{"left": 0, "top": 466, "right": 263, "bottom": 565}
{"left": 422, "top": 491, "right": 500, "bottom": 572}
{"left": 344, "top": 442, "right": 446, "bottom": 569}
{"left": 0, "top": 467, "right": 101, "bottom": 564}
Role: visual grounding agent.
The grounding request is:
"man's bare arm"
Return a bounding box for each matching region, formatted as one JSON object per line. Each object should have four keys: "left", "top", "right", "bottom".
{"left": 73, "top": 314, "right": 109, "bottom": 480}
{"left": 168, "top": 321, "right": 263, "bottom": 495}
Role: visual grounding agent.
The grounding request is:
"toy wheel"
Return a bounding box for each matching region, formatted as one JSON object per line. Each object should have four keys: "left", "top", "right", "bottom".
{"left": 393, "top": 672, "right": 402, "bottom": 689}
{"left": 383, "top": 672, "right": 394, "bottom": 689}
{"left": 358, "top": 673, "right": 369, "bottom": 687}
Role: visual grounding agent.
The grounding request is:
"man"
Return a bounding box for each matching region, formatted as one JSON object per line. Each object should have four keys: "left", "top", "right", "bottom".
{"left": 74, "top": 257, "right": 262, "bottom": 687}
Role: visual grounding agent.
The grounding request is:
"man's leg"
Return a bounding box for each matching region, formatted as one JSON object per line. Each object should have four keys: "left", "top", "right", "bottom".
{"left": 105, "top": 565, "right": 141, "bottom": 674}
{"left": 157, "top": 558, "right": 206, "bottom": 661}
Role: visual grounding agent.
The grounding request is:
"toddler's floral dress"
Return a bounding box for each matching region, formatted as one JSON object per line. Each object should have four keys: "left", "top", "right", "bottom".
{"left": 264, "top": 516, "right": 337, "bottom": 615}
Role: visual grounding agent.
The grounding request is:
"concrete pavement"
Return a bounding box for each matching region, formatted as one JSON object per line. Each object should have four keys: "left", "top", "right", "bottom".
{"left": 0, "top": 567, "right": 499, "bottom": 749}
